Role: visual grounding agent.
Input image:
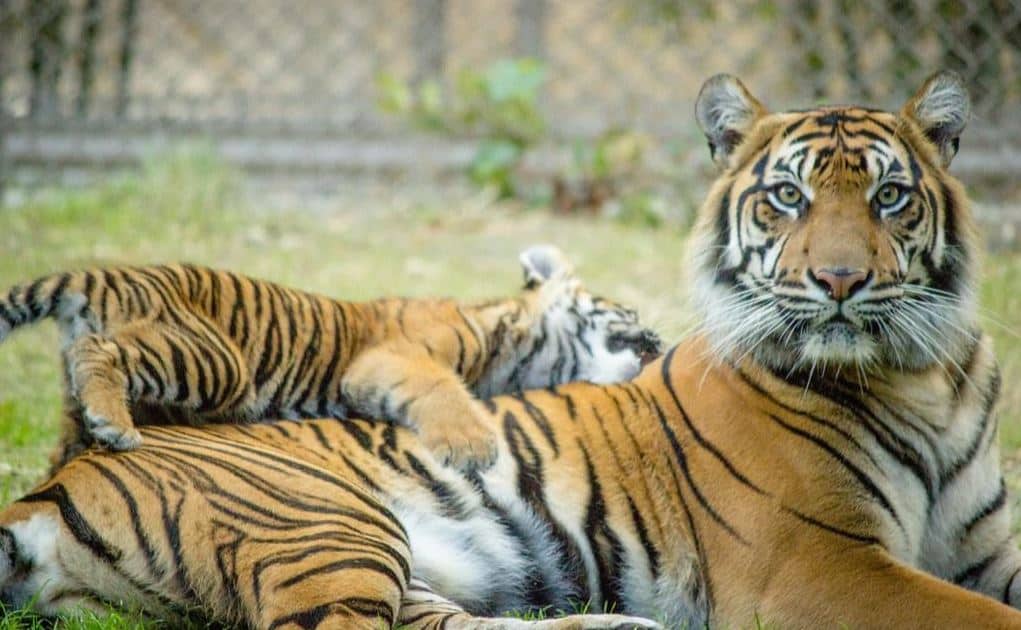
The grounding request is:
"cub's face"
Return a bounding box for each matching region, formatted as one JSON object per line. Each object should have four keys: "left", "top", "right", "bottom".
{"left": 689, "top": 71, "right": 977, "bottom": 373}
{"left": 492, "top": 246, "right": 662, "bottom": 393}
{"left": 555, "top": 292, "right": 662, "bottom": 385}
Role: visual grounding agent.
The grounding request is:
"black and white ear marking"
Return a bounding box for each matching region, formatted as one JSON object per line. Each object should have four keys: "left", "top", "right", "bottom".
{"left": 902, "top": 70, "right": 970, "bottom": 167}
{"left": 695, "top": 73, "right": 767, "bottom": 168}
{"left": 519, "top": 245, "right": 573, "bottom": 288}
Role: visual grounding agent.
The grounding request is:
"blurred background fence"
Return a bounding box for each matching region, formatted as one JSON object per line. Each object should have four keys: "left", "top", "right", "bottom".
{"left": 1, "top": 0, "right": 1020, "bottom": 237}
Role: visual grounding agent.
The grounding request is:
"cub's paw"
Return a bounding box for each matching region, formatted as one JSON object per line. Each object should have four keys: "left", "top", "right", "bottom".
{"left": 416, "top": 402, "right": 499, "bottom": 472}
{"left": 84, "top": 408, "right": 143, "bottom": 451}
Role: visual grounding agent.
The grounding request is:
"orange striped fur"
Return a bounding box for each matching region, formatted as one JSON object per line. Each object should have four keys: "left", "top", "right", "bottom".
{"left": 2, "top": 72, "right": 1020, "bottom": 629}
{"left": 0, "top": 246, "right": 659, "bottom": 471}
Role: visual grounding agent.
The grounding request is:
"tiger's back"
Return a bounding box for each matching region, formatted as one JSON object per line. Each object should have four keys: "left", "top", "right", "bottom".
{"left": 2, "top": 264, "right": 450, "bottom": 419}
{"left": 3, "top": 330, "right": 1017, "bottom": 629}
{"left": 0, "top": 376, "right": 677, "bottom": 628}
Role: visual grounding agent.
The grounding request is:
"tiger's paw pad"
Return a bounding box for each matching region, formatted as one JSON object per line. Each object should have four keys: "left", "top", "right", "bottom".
{"left": 420, "top": 416, "right": 498, "bottom": 472}
{"left": 84, "top": 410, "right": 143, "bottom": 451}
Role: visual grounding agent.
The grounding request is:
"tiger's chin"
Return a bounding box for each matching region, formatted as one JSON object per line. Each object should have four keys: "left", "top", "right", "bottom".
{"left": 796, "top": 321, "right": 879, "bottom": 368}
{"left": 750, "top": 317, "right": 973, "bottom": 375}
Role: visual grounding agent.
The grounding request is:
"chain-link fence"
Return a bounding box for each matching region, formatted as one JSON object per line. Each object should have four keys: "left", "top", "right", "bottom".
{"left": 2, "top": 0, "right": 1021, "bottom": 203}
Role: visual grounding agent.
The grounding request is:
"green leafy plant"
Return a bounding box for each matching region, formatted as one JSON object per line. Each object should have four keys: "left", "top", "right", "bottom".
{"left": 377, "top": 58, "right": 547, "bottom": 198}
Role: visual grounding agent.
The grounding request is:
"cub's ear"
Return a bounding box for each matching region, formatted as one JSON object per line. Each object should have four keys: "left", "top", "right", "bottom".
{"left": 695, "top": 74, "right": 767, "bottom": 169}
{"left": 901, "top": 70, "right": 970, "bottom": 167}
{"left": 519, "top": 245, "right": 574, "bottom": 288}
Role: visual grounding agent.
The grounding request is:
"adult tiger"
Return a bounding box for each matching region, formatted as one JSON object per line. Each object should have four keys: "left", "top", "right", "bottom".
{"left": 0, "top": 246, "right": 661, "bottom": 471}
{"left": 3, "top": 71, "right": 1021, "bottom": 629}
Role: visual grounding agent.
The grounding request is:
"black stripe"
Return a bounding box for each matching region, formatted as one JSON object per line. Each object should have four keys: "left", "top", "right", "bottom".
{"left": 252, "top": 543, "right": 399, "bottom": 611}
{"left": 626, "top": 495, "right": 660, "bottom": 580}
{"left": 784, "top": 368, "right": 935, "bottom": 503}
{"left": 941, "top": 367, "right": 1001, "bottom": 487}
{"left": 735, "top": 368, "right": 883, "bottom": 471}
{"left": 403, "top": 451, "right": 469, "bottom": 520}
{"left": 316, "top": 304, "right": 348, "bottom": 417}
{"left": 168, "top": 339, "right": 191, "bottom": 403}
{"left": 100, "top": 269, "right": 124, "bottom": 316}
{"left": 661, "top": 348, "right": 767, "bottom": 495}
{"left": 765, "top": 412, "right": 903, "bottom": 531}
{"left": 1003, "top": 567, "right": 1021, "bottom": 604}
{"left": 21, "top": 483, "right": 121, "bottom": 563}
{"left": 227, "top": 273, "right": 246, "bottom": 341}
{"left": 146, "top": 427, "right": 405, "bottom": 531}
{"left": 207, "top": 269, "right": 222, "bottom": 320}
{"left": 269, "top": 597, "right": 397, "bottom": 630}
{"left": 252, "top": 281, "right": 279, "bottom": 389}
{"left": 578, "top": 442, "right": 626, "bottom": 608}
{"left": 135, "top": 338, "right": 168, "bottom": 399}
{"left": 650, "top": 395, "right": 749, "bottom": 545}
{"left": 960, "top": 480, "right": 1007, "bottom": 539}
{"left": 512, "top": 391, "right": 560, "bottom": 455}
{"left": 503, "top": 410, "right": 591, "bottom": 602}
{"left": 954, "top": 551, "right": 998, "bottom": 586}
{"left": 293, "top": 296, "right": 328, "bottom": 411}
{"left": 782, "top": 506, "right": 883, "bottom": 546}
{"left": 338, "top": 420, "right": 374, "bottom": 451}
{"left": 278, "top": 557, "right": 404, "bottom": 592}
{"left": 307, "top": 422, "right": 332, "bottom": 450}
{"left": 47, "top": 272, "right": 73, "bottom": 317}
{"left": 651, "top": 408, "right": 715, "bottom": 619}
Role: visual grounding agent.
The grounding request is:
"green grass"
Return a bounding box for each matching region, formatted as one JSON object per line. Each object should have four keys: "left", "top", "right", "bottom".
{"left": 0, "top": 148, "right": 1019, "bottom": 627}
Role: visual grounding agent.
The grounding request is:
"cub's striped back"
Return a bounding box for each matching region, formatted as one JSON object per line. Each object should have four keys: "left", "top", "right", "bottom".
{"left": 0, "top": 246, "right": 660, "bottom": 470}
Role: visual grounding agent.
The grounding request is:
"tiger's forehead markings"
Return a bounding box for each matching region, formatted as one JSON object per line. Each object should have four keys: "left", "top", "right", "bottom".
{"left": 767, "top": 108, "right": 908, "bottom": 189}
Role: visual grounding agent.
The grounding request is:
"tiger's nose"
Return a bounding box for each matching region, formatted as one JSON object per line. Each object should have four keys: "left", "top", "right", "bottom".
{"left": 809, "top": 267, "right": 870, "bottom": 301}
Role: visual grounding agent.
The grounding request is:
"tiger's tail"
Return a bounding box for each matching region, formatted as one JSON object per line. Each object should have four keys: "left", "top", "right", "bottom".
{"left": 0, "top": 271, "right": 93, "bottom": 343}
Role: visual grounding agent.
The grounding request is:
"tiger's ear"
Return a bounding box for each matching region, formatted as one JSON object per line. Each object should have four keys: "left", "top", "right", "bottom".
{"left": 519, "top": 245, "right": 574, "bottom": 289}
{"left": 901, "top": 70, "right": 970, "bottom": 167}
{"left": 695, "top": 74, "right": 767, "bottom": 169}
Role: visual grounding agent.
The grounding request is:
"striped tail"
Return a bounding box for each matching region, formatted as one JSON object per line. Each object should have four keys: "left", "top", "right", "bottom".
{"left": 0, "top": 271, "right": 86, "bottom": 343}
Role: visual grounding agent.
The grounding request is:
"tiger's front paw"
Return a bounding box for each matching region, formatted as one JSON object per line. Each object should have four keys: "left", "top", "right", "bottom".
{"left": 84, "top": 405, "right": 143, "bottom": 451}
{"left": 415, "top": 401, "right": 499, "bottom": 472}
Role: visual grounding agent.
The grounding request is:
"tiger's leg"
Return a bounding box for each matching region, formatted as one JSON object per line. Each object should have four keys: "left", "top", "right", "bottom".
{"left": 397, "top": 579, "right": 661, "bottom": 629}
{"left": 943, "top": 470, "right": 1021, "bottom": 607}
{"left": 934, "top": 428, "right": 1021, "bottom": 607}
{"left": 958, "top": 538, "right": 1021, "bottom": 607}
{"left": 62, "top": 317, "right": 252, "bottom": 452}
{"left": 755, "top": 544, "right": 1021, "bottom": 628}
{"left": 342, "top": 344, "right": 497, "bottom": 470}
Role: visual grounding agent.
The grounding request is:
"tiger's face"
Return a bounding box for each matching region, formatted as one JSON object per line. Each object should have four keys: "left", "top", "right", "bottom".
{"left": 688, "top": 71, "right": 977, "bottom": 372}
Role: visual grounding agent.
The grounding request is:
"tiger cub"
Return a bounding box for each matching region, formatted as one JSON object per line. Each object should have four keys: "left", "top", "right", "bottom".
{"left": 0, "top": 245, "right": 661, "bottom": 470}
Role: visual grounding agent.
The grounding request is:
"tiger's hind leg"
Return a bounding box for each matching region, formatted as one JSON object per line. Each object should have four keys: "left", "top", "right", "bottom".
{"left": 397, "top": 579, "right": 662, "bottom": 630}
{"left": 61, "top": 316, "right": 252, "bottom": 453}
{"left": 3, "top": 434, "right": 412, "bottom": 629}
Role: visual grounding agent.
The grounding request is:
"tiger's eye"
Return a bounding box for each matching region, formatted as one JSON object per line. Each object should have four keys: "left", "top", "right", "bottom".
{"left": 876, "top": 183, "right": 901, "bottom": 206}
{"left": 776, "top": 183, "right": 802, "bottom": 206}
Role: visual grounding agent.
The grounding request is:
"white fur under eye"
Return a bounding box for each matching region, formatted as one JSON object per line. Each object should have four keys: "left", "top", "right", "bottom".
{"left": 876, "top": 187, "right": 912, "bottom": 217}
{"left": 765, "top": 187, "right": 803, "bottom": 216}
